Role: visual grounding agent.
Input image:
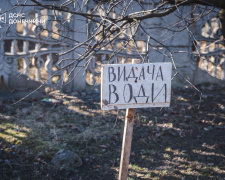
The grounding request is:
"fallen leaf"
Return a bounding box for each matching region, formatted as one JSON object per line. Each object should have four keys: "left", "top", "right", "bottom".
{"left": 204, "top": 127, "right": 209, "bottom": 131}
{"left": 93, "top": 165, "right": 102, "bottom": 169}
{"left": 99, "top": 145, "right": 108, "bottom": 149}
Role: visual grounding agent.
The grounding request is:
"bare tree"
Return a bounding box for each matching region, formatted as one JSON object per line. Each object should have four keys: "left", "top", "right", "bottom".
{"left": 1, "top": 0, "right": 225, "bottom": 95}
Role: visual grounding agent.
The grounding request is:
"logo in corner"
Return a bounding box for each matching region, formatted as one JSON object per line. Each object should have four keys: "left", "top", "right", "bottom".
{"left": 0, "top": 13, "right": 6, "bottom": 23}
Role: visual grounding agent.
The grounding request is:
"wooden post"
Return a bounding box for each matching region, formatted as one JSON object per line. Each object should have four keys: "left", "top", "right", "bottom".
{"left": 118, "top": 108, "right": 135, "bottom": 180}
{"left": 118, "top": 59, "right": 140, "bottom": 180}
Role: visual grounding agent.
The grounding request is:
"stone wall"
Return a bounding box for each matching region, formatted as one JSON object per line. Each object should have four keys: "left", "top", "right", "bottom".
{"left": 0, "top": 0, "right": 224, "bottom": 93}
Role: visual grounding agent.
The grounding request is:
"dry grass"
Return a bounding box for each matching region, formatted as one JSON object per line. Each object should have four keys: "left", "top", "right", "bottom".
{"left": 0, "top": 86, "right": 225, "bottom": 179}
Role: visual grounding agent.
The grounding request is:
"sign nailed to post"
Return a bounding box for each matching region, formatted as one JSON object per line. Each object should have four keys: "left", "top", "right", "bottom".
{"left": 101, "top": 62, "right": 172, "bottom": 180}
{"left": 101, "top": 63, "right": 172, "bottom": 110}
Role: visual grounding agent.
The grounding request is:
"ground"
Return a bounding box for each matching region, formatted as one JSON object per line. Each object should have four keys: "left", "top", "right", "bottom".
{"left": 0, "top": 84, "right": 225, "bottom": 180}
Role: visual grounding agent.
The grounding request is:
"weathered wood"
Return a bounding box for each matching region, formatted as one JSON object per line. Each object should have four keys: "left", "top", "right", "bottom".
{"left": 118, "top": 108, "right": 135, "bottom": 180}
{"left": 118, "top": 59, "right": 139, "bottom": 180}
{"left": 101, "top": 63, "right": 172, "bottom": 110}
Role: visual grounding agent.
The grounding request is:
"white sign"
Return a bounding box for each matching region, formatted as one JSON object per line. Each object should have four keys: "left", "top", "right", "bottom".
{"left": 101, "top": 63, "right": 172, "bottom": 110}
